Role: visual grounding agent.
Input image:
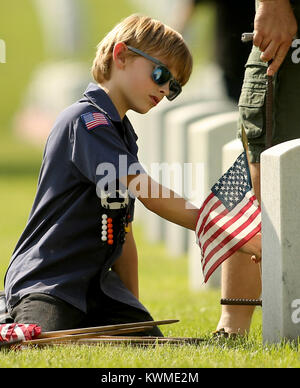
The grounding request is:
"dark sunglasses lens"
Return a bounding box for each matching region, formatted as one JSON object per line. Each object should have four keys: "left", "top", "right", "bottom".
{"left": 167, "top": 79, "right": 182, "bottom": 101}
{"left": 152, "top": 66, "right": 171, "bottom": 85}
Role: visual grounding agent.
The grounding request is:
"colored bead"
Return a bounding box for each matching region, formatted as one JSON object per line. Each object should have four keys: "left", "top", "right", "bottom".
{"left": 108, "top": 239, "right": 114, "bottom": 245}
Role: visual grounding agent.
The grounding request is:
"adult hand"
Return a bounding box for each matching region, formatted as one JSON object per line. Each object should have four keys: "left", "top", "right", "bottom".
{"left": 253, "top": 0, "right": 298, "bottom": 75}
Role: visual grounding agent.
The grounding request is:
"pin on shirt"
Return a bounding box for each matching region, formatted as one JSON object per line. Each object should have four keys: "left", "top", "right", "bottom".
{"left": 101, "top": 214, "right": 114, "bottom": 245}
{"left": 81, "top": 112, "right": 110, "bottom": 131}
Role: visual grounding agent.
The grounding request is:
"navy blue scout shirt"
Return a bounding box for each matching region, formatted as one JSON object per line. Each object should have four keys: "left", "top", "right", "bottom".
{"left": 5, "top": 83, "right": 146, "bottom": 313}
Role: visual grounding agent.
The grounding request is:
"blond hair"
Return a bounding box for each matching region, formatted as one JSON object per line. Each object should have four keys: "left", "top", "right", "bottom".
{"left": 92, "top": 14, "right": 193, "bottom": 86}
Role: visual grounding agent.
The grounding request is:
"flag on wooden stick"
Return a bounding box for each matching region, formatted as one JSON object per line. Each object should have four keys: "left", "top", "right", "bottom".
{"left": 0, "top": 323, "right": 41, "bottom": 343}
{"left": 195, "top": 128, "right": 261, "bottom": 282}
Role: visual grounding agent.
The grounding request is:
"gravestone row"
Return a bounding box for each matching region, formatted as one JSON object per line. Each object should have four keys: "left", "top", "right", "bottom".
{"left": 130, "top": 96, "right": 300, "bottom": 344}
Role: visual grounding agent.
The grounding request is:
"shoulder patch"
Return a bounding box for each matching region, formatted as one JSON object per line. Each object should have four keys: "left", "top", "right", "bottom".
{"left": 81, "top": 112, "right": 110, "bottom": 131}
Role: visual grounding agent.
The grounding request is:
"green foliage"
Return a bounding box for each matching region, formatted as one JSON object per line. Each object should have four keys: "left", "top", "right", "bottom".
{"left": 0, "top": 0, "right": 45, "bottom": 131}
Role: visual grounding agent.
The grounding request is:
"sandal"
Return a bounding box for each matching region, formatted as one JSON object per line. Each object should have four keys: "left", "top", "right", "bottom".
{"left": 212, "top": 328, "right": 238, "bottom": 339}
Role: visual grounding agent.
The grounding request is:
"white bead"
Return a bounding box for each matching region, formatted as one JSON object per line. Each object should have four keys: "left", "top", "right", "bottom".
{"left": 102, "top": 225, "right": 107, "bottom": 230}
{"left": 101, "top": 236, "right": 107, "bottom": 241}
{"left": 102, "top": 214, "right": 108, "bottom": 219}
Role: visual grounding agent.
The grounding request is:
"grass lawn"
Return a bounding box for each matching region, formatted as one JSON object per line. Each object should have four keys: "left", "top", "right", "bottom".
{"left": 1, "top": 134, "right": 300, "bottom": 368}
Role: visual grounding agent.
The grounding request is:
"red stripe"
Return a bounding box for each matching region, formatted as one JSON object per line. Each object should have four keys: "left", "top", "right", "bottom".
{"left": 93, "top": 113, "right": 107, "bottom": 119}
{"left": 203, "top": 224, "right": 261, "bottom": 282}
{"left": 86, "top": 113, "right": 108, "bottom": 128}
{"left": 202, "top": 207, "right": 261, "bottom": 270}
{"left": 86, "top": 120, "right": 108, "bottom": 129}
{"left": 201, "top": 207, "right": 229, "bottom": 239}
{"left": 90, "top": 118, "right": 107, "bottom": 122}
{"left": 203, "top": 207, "right": 260, "bottom": 270}
{"left": 87, "top": 118, "right": 108, "bottom": 125}
{"left": 201, "top": 196, "right": 257, "bottom": 255}
{"left": 202, "top": 194, "right": 256, "bottom": 238}
{"left": 197, "top": 199, "right": 222, "bottom": 239}
{"left": 0, "top": 323, "right": 42, "bottom": 342}
{"left": 195, "top": 192, "right": 214, "bottom": 226}
{"left": 92, "top": 117, "right": 108, "bottom": 123}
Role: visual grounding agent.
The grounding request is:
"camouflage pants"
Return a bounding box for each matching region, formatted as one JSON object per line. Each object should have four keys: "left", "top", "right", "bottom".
{"left": 238, "top": 1, "right": 300, "bottom": 163}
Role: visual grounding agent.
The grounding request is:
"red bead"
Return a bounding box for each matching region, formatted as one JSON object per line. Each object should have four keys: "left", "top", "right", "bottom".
{"left": 108, "top": 239, "right": 114, "bottom": 245}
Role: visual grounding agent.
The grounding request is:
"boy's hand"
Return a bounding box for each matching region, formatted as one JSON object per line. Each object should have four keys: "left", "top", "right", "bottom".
{"left": 239, "top": 232, "right": 262, "bottom": 263}
{"left": 254, "top": 0, "right": 297, "bottom": 75}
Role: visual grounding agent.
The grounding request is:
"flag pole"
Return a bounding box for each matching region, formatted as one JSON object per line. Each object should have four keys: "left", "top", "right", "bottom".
{"left": 221, "top": 127, "right": 262, "bottom": 307}
{"left": 241, "top": 125, "right": 262, "bottom": 281}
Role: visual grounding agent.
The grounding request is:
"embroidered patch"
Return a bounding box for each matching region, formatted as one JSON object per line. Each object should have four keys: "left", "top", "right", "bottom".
{"left": 81, "top": 112, "right": 110, "bottom": 130}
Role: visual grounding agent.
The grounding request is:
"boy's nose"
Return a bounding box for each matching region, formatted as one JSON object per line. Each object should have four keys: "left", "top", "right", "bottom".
{"left": 159, "top": 82, "right": 170, "bottom": 97}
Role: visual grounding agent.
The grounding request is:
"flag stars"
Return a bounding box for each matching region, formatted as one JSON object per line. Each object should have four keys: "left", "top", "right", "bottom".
{"left": 211, "top": 152, "right": 252, "bottom": 211}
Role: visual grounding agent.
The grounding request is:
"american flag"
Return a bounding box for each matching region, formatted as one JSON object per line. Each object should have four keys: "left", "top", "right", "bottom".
{"left": 0, "top": 323, "right": 41, "bottom": 343}
{"left": 81, "top": 112, "right": 109, "bottom": 130}
{"left": 195, "top": 151, "right": 261, "bottom": 283}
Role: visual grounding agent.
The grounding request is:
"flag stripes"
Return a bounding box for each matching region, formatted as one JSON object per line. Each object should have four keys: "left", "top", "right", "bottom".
{"left": 195, "top": 151, "right": 261, "bottom": 283}
{"left": 81, "top": 112, "right": 109, "bottom": 130}
{"left": 0, "top": 323, "right": 41, "bottom": 343}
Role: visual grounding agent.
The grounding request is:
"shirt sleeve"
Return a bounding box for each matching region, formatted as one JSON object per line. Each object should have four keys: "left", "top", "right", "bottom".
{"left": 71, "top": 114, "right": 146, "bottom": 189}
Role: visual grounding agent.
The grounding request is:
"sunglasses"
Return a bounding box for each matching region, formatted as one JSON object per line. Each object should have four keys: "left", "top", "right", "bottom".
{"left": 127, "top": 45, "right": 182, "bottom": 101}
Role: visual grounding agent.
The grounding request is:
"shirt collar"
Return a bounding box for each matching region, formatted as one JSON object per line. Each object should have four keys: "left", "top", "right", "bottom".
{"left": 83, "top": 83, "right": 122, "bottom": 122}
{"left": 83, "top": 83, "right": 138, "bottom": 142}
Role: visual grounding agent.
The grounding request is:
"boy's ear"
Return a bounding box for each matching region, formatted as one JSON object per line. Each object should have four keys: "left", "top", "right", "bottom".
{"left": 113, "top": 42, "right": 128, "bottom": 69}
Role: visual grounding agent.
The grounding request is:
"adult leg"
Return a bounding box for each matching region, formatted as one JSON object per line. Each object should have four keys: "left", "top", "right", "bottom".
{"left": 216, "top": 163, "right": 261, "bottom": 335}
{"left": 216, "top": 0, "right": 300, "bottom": 335}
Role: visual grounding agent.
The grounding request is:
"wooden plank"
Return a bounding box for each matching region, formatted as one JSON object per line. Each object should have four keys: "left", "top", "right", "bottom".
{"left": 39, "top": 319, "right": 179, "bottom": 339}
{"left": 19, "top": 336, "right": 205, "bottom": 348}
{"left": 21, "top": 326, "right": 151, "bottom": 346}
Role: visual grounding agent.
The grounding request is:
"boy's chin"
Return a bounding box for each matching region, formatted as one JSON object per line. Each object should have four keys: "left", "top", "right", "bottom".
{"left": 132, "top": 106, "right": 152, "bottom": 115}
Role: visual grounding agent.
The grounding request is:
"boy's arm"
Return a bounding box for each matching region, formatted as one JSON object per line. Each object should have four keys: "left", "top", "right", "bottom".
{"left": 111, "top": 223, "right": 139, "bottom": 299}
{"left": 122, "top": 174, "right": 262, "bottom": 260}
{"left": 126, "top": 174, "right": 199, "bottom": 230}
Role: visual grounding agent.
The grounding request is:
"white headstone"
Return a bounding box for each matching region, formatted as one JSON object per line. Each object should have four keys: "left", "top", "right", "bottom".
{"left": 222, "top": 139, "right": 244, "bottom": 173}
{"left": 128, "top": 104, "right": 169, "bottom": 239}
{"left": 187, "top": 111, "right": 239, "bottom": 289}
{"left": 162, "top": 101, "right": 235, "bottom": 257}
{"left": 261, "top": 139, "right": 300, "bottom": 344}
